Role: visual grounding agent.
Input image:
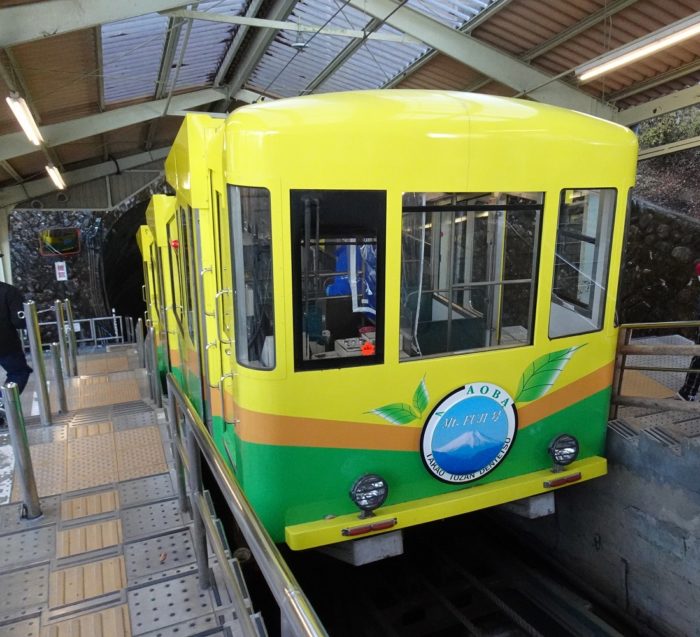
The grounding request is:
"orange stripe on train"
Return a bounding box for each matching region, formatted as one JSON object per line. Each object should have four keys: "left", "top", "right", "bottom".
{"left": 229, "top": 362, "right": 614, "bottom": 451}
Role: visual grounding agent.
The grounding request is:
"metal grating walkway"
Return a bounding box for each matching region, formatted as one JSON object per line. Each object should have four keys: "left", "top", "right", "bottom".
{"left": 0, "top": 350, "right": 252, "bottom": 636}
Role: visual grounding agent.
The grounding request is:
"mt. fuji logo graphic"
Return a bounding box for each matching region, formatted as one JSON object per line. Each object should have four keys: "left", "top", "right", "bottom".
{"left": 420, "top": 383, "right": 517, "bottom": 484}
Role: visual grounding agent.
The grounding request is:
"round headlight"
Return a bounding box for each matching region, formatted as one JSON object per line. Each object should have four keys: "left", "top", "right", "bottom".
{"left": 548, "top": 434, "right": 579, "bottom": 469}
{"left": 349, "top": 474, "right": 388, "bottom": 518}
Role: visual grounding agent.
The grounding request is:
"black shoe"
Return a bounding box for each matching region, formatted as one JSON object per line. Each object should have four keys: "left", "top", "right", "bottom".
{"left": 677, "top": 390, "right": 695, "bottom": 402}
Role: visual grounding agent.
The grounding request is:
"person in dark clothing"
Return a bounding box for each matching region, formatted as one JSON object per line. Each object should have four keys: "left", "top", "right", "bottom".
{"left": 0, "top": 281, "right": 33, "bottom": 424}
{"left": 678, "top": 261, "right": 700, "bottom": 401}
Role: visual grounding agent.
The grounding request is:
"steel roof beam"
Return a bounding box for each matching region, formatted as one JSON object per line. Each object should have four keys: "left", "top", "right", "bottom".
{"left": 0, "top": 51, "right": 66, "bottom": 173}
{"left": 163, "top": 9, "right": 420, "bottom": 43}
{"left": 638, "top": 134, "right": 700, "bottom": 160}
{"left": 0, "top": 160, "right": 23, "bottom": 184}
{"left": 302, "top": 18, "right": 383, "bottom": 94}
{"left": 383, "top": 0, "right": 514, "bottom": 89}
{"left": 347, "top": 0, "right": 614, "bottom": 118}
{"left": 222, "top": 0, "right": 298, "bottom": 107}
{"left": 0, "top": 88, "right": 226, "bottom": 162}
{"left": 0, "top": 0, "right": 190, "bottom": 48}
{"left": 617, "top": 84, "right": 700, "bottom": 126}
{"left": 521, "top": 0, "right": 639, "bottom": 62}
{"left": 609, "top": 60, "right": 700, "bottom": 103}
{"left": 0, "top": 148, "right": 171, "bottom": 208}
{"left": 214, "top": 0, "right": 266, "bottom": 87}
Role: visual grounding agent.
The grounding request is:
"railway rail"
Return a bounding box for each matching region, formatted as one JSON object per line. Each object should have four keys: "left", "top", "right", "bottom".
{"left": 278, "top": 514, "right": 646, "bottom": 637}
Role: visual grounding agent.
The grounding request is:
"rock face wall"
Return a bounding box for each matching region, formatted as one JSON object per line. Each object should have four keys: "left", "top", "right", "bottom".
{"left": 9, "top": 176, "right": 166, "bottom": 325}
{"left": 8, "top": 209, "right": 107, "bottom": 319}
{"left": 620, "top": 197, "right": 700, "bottom": 324}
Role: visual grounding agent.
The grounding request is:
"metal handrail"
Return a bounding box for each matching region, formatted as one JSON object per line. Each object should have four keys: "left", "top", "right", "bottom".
{"left": 611, "top": 320, "right": 700, "bottom": 417}
{"left": 166, "top": 373, "right": 328, "bottom": 637}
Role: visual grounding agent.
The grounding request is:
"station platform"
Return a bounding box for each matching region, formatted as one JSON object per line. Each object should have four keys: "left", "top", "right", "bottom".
{"left": 615, "top": 333, "right": 700, "bottom": 450}
{"left": 0, "top": 347, "right": 251, "bottom": 637}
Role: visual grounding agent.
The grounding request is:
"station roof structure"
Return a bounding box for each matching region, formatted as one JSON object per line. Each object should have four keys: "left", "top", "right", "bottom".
{"left": 1, "top": 0, "right": 700, "bottom": 206}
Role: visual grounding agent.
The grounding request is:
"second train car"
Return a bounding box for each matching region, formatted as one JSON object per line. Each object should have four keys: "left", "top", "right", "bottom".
{"left": 141, "top": 90, "right": 638, "bottom": 553}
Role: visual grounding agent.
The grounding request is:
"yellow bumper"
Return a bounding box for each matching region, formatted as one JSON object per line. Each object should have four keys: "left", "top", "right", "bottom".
{"left": 285, "top": 456, "right": 607, "bottom": 550}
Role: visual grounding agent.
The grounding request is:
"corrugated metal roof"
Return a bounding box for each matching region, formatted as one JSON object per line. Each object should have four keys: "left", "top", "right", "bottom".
{"left": 101, "top": 14, "right": 169, "bottom": 104}
{"left": 3, "top": 0, "right": 700, "bottom": 193}
{"left": 169, "top": 0, "right": 248, "bottom": 91}
{"left": 247, "top": 0, "right": 496, "bottom": 96}
{"left": 102, "top": 0, "right": 247, "bottom": 103}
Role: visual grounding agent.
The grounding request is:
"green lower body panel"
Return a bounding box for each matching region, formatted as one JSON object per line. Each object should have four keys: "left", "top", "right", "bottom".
{"left": 227, "top": 388, "right": 610, "bottom": 543}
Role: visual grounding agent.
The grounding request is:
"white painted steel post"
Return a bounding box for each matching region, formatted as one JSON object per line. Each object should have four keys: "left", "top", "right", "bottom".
{"left": 63, "top": 299, "right": 78, "bottom": 376}
{"left": 23, "top": 301, "right": 52, "bottom": 426}
{"left": 186, "top": 418, "right": 211, "bottom": 590}
{"left": 111, "top": 308, "right": 118, "bottom": 343}
{"left": 50, "top": 344, "right": 68, "bottom": 414}
{"left": 136, "top": 318, "right": 145, "bottom": 367}
{"left": 3, "top": 382, "right": 42, "bottom": 519}
{"left": 166, "top": 389, "right": 190, "bottom": 515}
{"left": 54, "top": 301, "right": 71, "bottom": 378}
{"left": 147, "top": 327, "right": 162, "bottom": 408}
{"left": 126, "top": 316, "right": 134, "bottom": 343}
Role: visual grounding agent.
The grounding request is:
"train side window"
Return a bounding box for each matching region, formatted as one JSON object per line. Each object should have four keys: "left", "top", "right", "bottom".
{"left": 549, "top": 188, "right": 616, "bottom": 338}
{"left": 400, "top": 192, "right": 543, "bottom": 359}
{"left": 290, "top": 190, "right": 385, "bottom": 371}
{"left": 229, "top": 186, "right": 275, "bottom": 369}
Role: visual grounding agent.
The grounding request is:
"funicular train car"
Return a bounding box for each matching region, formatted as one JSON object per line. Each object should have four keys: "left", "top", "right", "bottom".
{"left": 136, "top": 221, "right": 168, "bottom": 384}
{"left": 143, "top": 194, "right": 179, "bottom": 387}
{"left": 144, "top": 91, "right": 638, "bottom": 555}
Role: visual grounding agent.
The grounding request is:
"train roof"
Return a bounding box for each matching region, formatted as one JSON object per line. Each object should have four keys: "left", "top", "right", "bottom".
{"left": 227, "top": 90, "right": 637, "bottom": 147}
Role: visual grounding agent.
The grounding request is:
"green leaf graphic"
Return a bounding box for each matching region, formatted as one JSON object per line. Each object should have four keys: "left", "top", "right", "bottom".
{"left": 515, "top": 345, "right": 585, "bottom": 404}
{"left": 412, "top": 377, "right": 429, "bottom": 415}
{"left": 370, "top": 403, "right": 418, "bottom": 425}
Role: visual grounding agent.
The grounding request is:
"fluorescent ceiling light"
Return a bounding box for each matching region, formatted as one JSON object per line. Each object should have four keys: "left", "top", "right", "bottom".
{"left": 45, "top": 164, "right": 66, "bottom": 190}
{"left": 5, "top": 92, "right": 44, "bottom": 145}
{"left": 576, "top": 12, "right": 700, "bottom": 82}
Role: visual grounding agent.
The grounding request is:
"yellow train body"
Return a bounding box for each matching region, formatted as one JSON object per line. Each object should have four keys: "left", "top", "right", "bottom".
{"left": 145, "top": 91, "right": 638, "bottom": 550}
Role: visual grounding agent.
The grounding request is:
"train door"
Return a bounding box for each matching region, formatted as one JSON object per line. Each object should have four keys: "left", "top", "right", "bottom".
{"left": 165, "top": 214, "right": 186, "bottom": 387}
{"left": 193, "top": 204, "right": 215, "bottom": 430}
{"left": 211, "top": 180, "right": 239, "bottom": 469}
{"left": 177, "top": 204, "right": 205, "bottom": 416}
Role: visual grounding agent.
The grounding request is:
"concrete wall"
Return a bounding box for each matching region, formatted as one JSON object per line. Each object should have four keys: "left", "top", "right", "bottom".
{"left": 507, "top": 434, "right": 700, "bottom": 636}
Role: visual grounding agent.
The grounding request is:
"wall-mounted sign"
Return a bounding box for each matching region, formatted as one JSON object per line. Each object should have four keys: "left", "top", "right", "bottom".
{"left": 421, "top": 382, "right": 517, "bottom": 484}
{"left": 39, "top": 227, "right": 81, "bottom": 256}
{"left": 55, "top": 261, "right": 68, "bottom": 281}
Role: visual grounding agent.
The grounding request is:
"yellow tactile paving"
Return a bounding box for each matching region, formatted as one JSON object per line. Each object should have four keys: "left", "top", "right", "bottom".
{"left": 61, "top": 491, "right": 120, "bottom": 521}
{"left": 67, "top": 422, "right": 114, "bottom": 438}
{"left": 115, "top": 427, "right": 167, "bottom": 481}
{"left": 42, "top": 604, "right": 132, "bottom": 637}
{"left": 49, "top": 556, "right": 127, "bottom": 608}
{"left": 77, "top": 356, "right": 130, "bottom": 375}
{"left": 56, "top": 520, "right": 123, "bottom": 558}
{"left": 66, "top": 435, "right": 118, "bottom": 492}
{"left": 75, "top": 379, "right": 141, "bottom": 409}
{"left": 11, "top": 441, "right": 67, "bottom": 502}
{"left": 621, "top": 369, "right": 675, "bottom": 398}
{"left": 114, "top": 426, "right": 162, "bottom": 450}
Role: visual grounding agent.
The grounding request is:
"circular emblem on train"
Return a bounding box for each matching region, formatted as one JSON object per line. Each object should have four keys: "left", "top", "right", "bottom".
{"left": 420, "top": 383, "right": 517, "bottom": 484}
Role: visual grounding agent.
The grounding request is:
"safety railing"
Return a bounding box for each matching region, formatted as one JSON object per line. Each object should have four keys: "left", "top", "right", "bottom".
{"left": 165, "top": 373, "right": 328, "bottom": 637}
{"left": 22, "top": 306, "right": 135, "bottom": 351}
{"left": 611, "top": 320, "right": 700, "bottom": 418}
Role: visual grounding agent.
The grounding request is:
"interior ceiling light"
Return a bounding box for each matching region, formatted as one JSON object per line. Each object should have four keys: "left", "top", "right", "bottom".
{"left": 576, "top": 12, "right": 700, "bottom": 82}
{"left": 45, "top": 164, "right": 66, "bottom": 190}
{"left": 5, "top": 92, "right": 44, "bottom": 145}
